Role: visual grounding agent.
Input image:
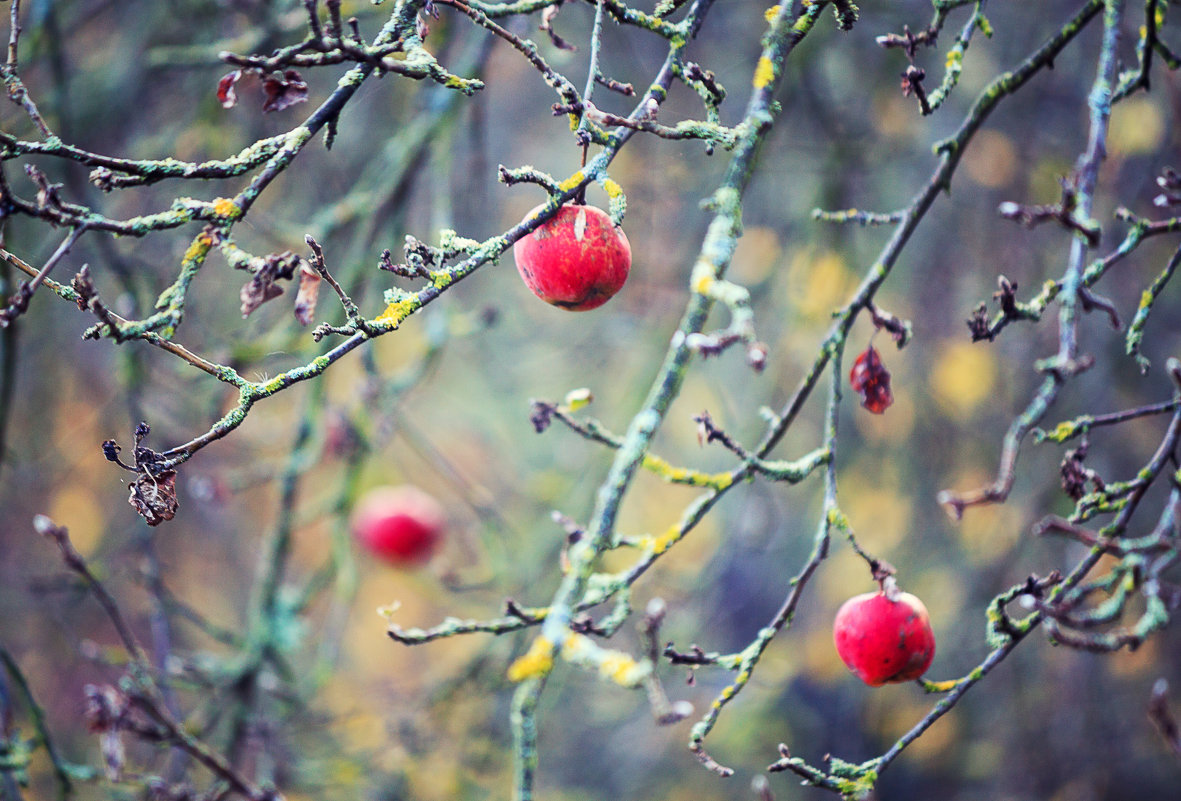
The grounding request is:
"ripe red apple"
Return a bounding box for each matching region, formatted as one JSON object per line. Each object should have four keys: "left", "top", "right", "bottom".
{"left": 512, "top": 203, "right": 631, "bottom": 310}
{"left": 349, "top": 485, "right": 446, "bottom": 565}
{"left": 833, "top": 587, "right": 935, "bottom": 686}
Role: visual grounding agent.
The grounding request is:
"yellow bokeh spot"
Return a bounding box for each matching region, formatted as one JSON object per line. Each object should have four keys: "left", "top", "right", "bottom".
{"left": 929, "top": 341, "right": 997, "bottom": 419}
{"left": 786, "top": 249, "right": 855, "bottom": 319}
{"left": 816, "top": 546, "right": 870, "bottom": 609}
{"left": 958, "top": 503, "right": 1022, "bottom": 566}
{"left": 1107, "top": 632, "right": 1158, "bottom": 678}
{"left": 799, "top": 624, "right": 848, "bottom": 684}
{"left": 730, "top": 226, "right": 782, "bottom": 285}
{"left": 843, "top": 487, "right": 912, "bottom": 553}
{"left": 963, "top": 129, "right": 1017, "bottom": 188}
{"left": 872, "top": 90, "right": 916, "bottom": 140}
{"left": 909, "top": 567, "right": 966, "bottom": 631}
{"left": 964, "top": 739, "right": 1003, "bottom": 781}
{"left": 877, "top": 695, "right": 959, "bottom": 763}
{"left": 1029, "top": 156, "right": 1075, "bottom": 204}
{"left": 48, "top": 484, "right": 104, "bottom": 556}
{"left": 319, "top": 677, "right": 387, "bottom": 753}
{"left": 405, "top": 749, "right": 464, "bottom": 801}
{"left": 1108, "top": 96, "right": 1165, "bottom": 157}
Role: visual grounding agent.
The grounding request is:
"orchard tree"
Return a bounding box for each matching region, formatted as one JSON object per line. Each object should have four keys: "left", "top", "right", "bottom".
{"left": 1, "top": 1, "right": 1181, "bottom": 800}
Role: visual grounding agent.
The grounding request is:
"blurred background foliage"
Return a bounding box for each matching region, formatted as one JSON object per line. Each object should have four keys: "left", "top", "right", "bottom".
{"left": 1, "top": 1, "right": 1180, "bottom": 800}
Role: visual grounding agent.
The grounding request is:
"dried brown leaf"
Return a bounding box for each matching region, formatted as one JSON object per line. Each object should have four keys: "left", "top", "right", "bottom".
{"left": 239, "top": 251, "right": 301, "bottom": 318}
{"left": 293, "top": 261, "right": 321, "bottom": 326}
{"left": 240, "top": 276, "right": 285, "bottom": 318}
{"left": 262, "top": 69, "right": 308, "bottom": 113}
{"left": 128, "top": 470, "right": 178, "bottom": 527}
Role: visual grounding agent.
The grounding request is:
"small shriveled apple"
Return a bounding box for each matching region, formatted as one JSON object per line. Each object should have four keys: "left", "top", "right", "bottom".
{"left": 512, "top": 203, "right": 631, "bottom": 311}
{"left": 833, "top": 584, "right": 935, "bottom": 686}
{"left": 350, "top": 485, "right": 446, "bottom": 566}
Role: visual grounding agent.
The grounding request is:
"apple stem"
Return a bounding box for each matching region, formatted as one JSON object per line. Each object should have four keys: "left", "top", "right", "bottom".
{"left": 575, "top": 143, "right": 589, "bottom": 205}
{"left": 880, "top": 574, "right": 901, "bottom": 602}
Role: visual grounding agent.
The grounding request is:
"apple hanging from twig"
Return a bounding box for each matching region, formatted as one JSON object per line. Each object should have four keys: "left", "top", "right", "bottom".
{"left": 513, "top": 203, "right": 631, "bottom": 311}
{"left": 833, "top": 579, "right": 935, "bottom": 686}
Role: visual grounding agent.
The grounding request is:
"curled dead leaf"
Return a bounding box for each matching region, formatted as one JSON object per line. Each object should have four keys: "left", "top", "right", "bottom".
{"left": 262, "top": 69, "right": 308, "bottom": 113}
{"left": 128, "top": 470, "right": 178, "bottom": 527}
{"left": 239, "top": 250, "right": 300, "bottom": 318}
{"left": 293, "top": 261, "right": 321, "bottom": 325}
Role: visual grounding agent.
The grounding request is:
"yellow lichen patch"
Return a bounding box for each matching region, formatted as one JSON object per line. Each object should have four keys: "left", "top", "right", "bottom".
{"left": 375, "top": 298, "right": 417, "bottom": 326}
{"left": 752, "top": 56, "right": 776, "bottom": 89}
{"left": 507, "top": 636, "right": 554, "bottom": 682}
{"left": 561, "top": 634, "right": 650, "bottom": 687}
{"left": 922, "top": 678, "right": 961, "bottom": 693}
{"left": 557, "top": 171, "right": 585, "bottom": 193}
{"left": 690, "top": 260, "right": 717, "bottom": 295}
{"left": 1044, "top": 419, "right": 1082, "bottom": 443}
{"left": 182, "top": 232, "right": 214, "bottom": 264}
{"left": 563, "top": 387, "right": 593, "bottom": 411}
{"left": 557, "top": 633, "right": 651, "bottom": 689}
{"left": 643, "top": 523, "right": 683, "bottom": 555}
{"left": 211, "top": 196, "right": 241, "bottom": 219}
{"left": 764, "top": 6, "right": 780, "bottom": 24}
{"left": 602, "top": 178, "right": 623, "bottom": 199}
{"left": 598, "top": 651, "right": 648, "bottom": 687}
{"left": 641, "top": 452, "right": 732, "bottom": 489}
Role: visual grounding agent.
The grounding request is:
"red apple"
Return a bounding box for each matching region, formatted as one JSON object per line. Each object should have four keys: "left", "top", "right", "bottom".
{"left": 512, "top": 203, "right": 631, "bottom": 310}
{"left": 350, "top": 485, "right": 446, "bottom": 565}
{"left": 833, "top": 587, "right": 935, "bottom": 686}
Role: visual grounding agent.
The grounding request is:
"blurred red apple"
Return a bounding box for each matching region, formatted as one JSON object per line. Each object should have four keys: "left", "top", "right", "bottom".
{"left": 350, "top": 485, "right": 445, "bottom": 565}
{"left": 513, "top": 203, "right": 631, "bottom": 311}
{"left": 833, "top": 587, "right": 935, "bottom": 686}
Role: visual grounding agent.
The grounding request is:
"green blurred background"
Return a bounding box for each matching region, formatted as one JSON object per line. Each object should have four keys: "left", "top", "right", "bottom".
{"left": 1, "top": 1, "right": 1180, "bottom": 799}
